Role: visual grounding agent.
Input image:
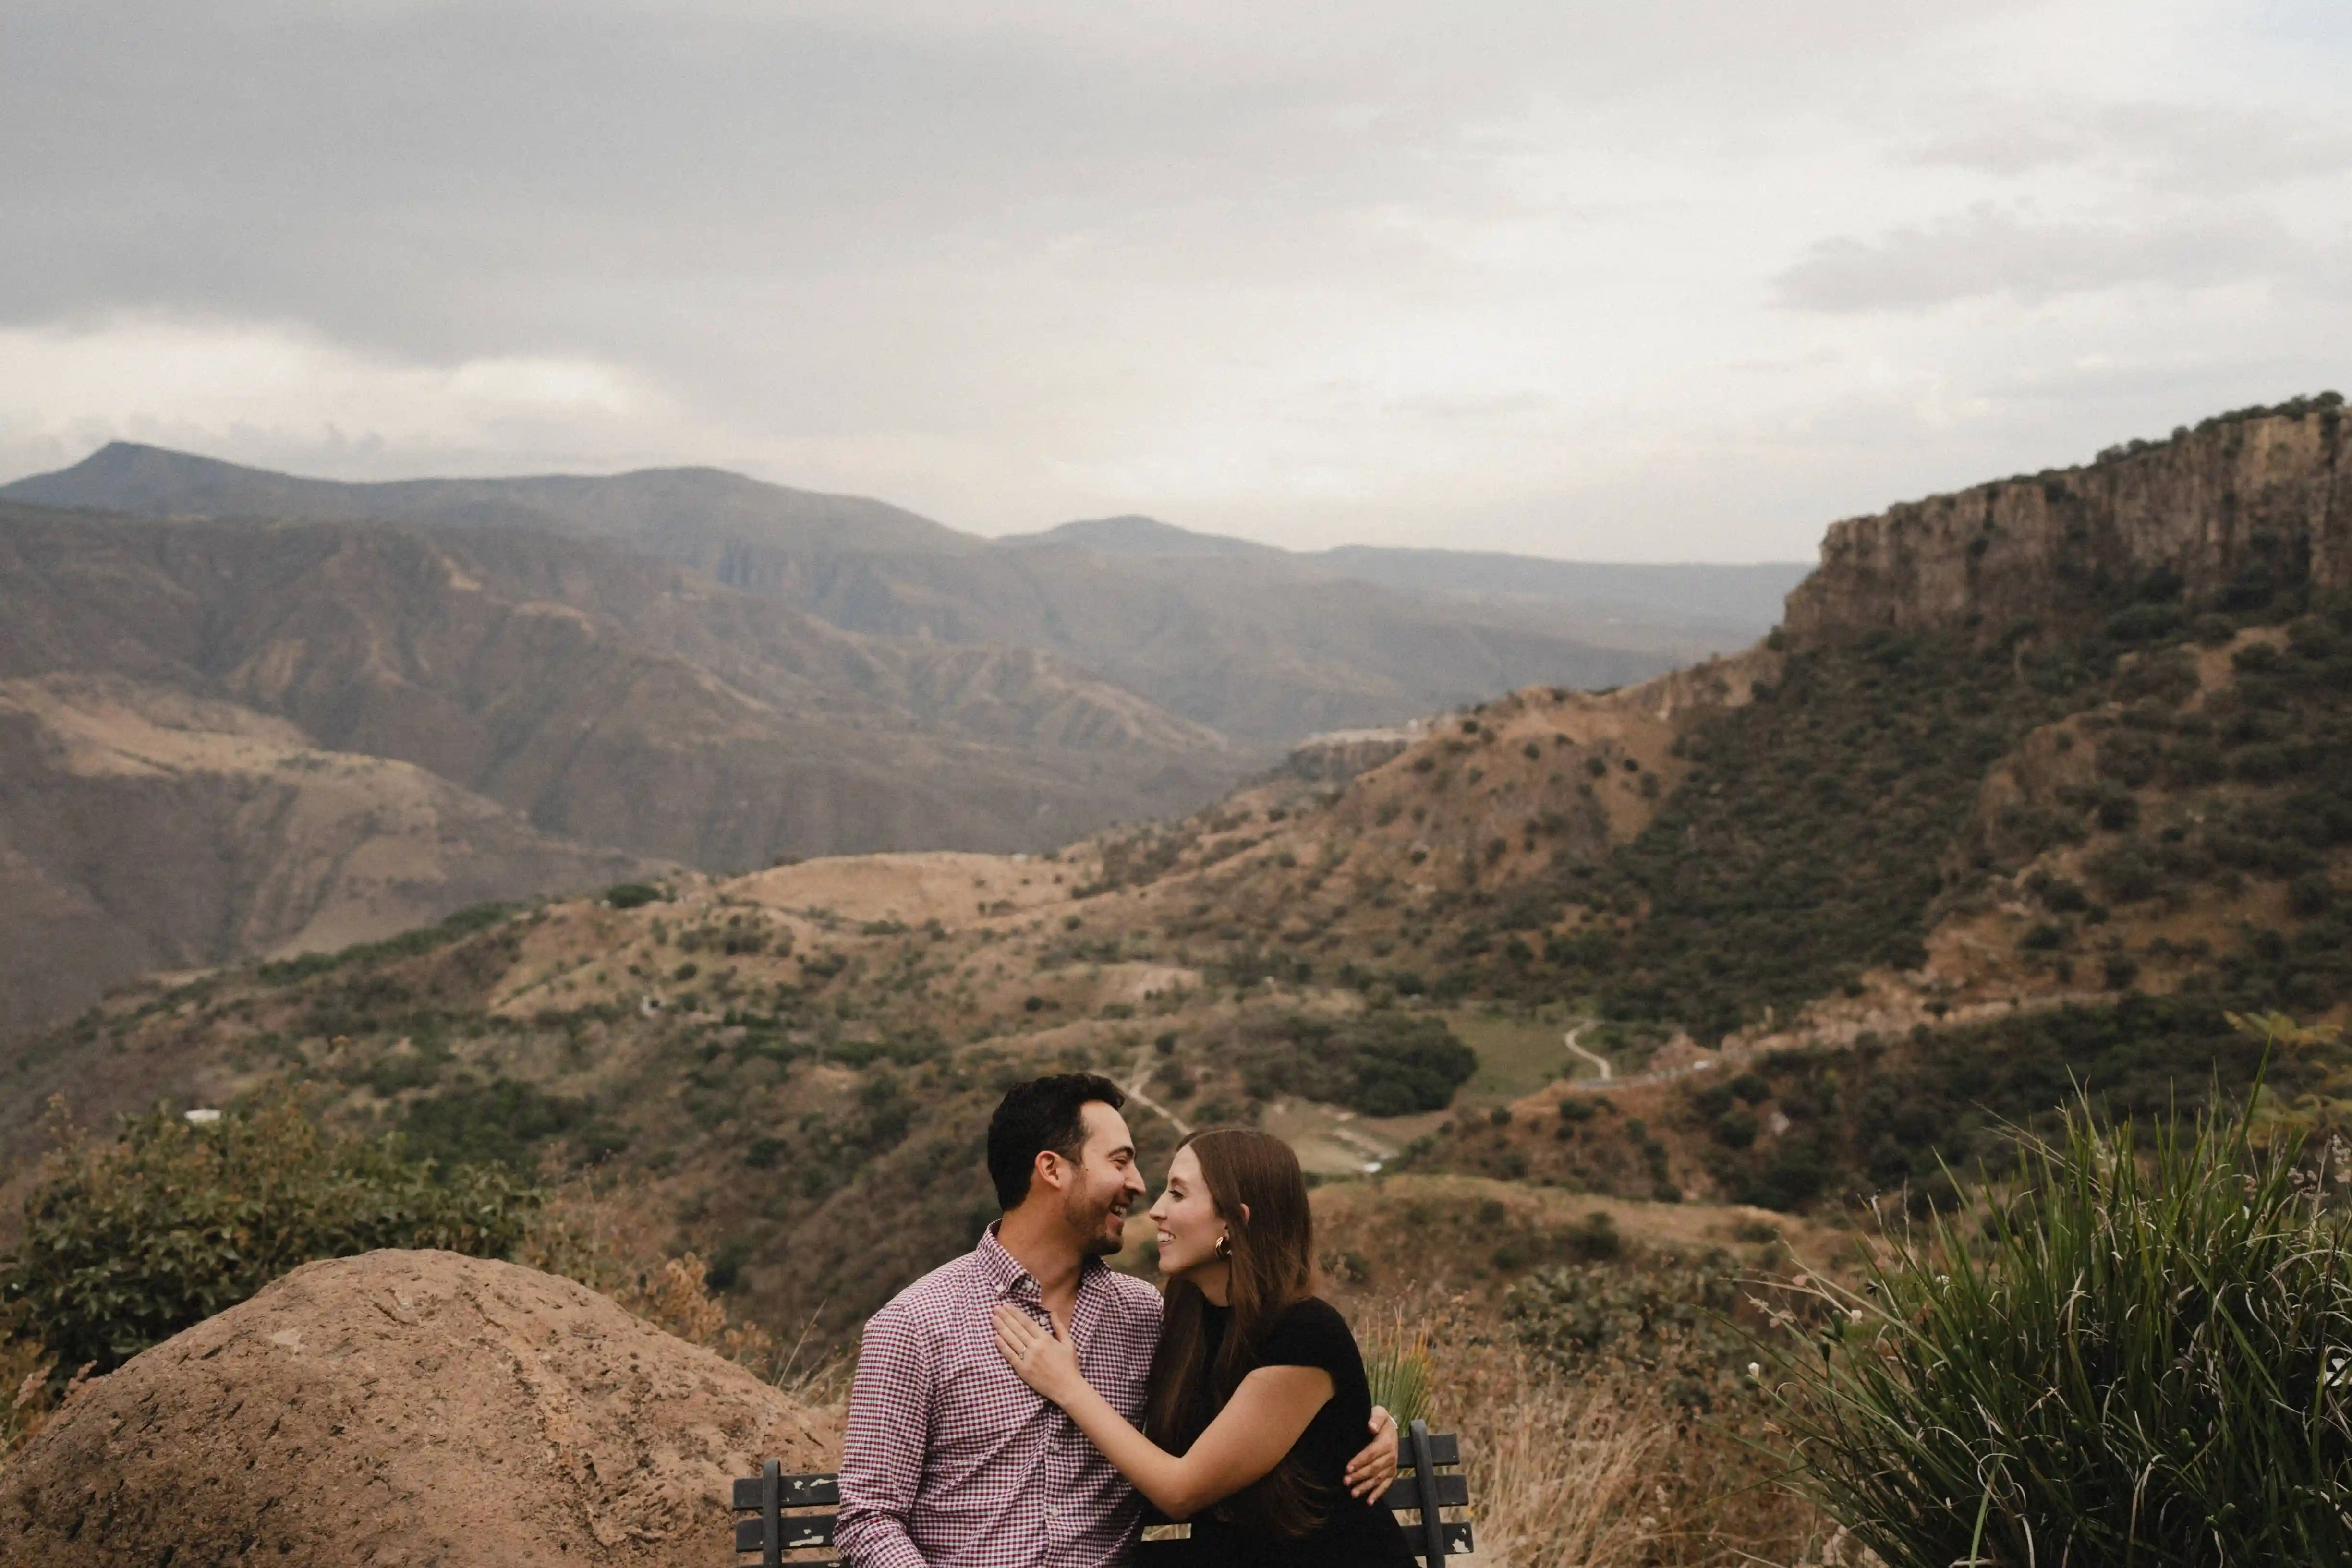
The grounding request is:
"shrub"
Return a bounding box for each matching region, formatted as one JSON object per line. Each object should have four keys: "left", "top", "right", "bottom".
{"left": 604, "top": 882, "right": 667, "bottom": 909}
{"left": 2291, "top": 874, "right": 2337, "bottom": 919}
{"left": 1775, "top": 1083, "right": 2352, "bottom": 1564}
{"left": 1560, "top": 1211, "right": 1623, "bottom": 1261}
{"left": 1506, "top": 1253, "right": 1745, "bottom": 1409}
{"left": 398, "top": 1076, "right": 592, "bottom": 1171}
{"left": 0, "top": 1094, "right": 538, "bottom": 1379}
{"left": 254, "top": 901, "right": 516, "bottom": 984}
{"left": 1239, "top": 1013, "right": 1478, "bottom": 1117}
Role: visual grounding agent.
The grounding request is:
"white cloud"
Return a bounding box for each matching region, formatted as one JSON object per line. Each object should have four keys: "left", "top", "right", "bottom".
{"left": 0, "top": 0, "right": 2345, "bottom": 560}
{"left": 1773, "top": 204, "right": 2298, "bottom": 312}
{"left": 0, "top": 317, "right": 691, "bottom": 482}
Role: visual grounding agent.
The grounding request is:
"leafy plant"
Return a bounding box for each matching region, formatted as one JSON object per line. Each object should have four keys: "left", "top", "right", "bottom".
{"left": 0, "top": 1092, "right": 540, "bottom": 1380}
{"left": 1239, "top": 1013, "right": 1478, "bottom": 1116}
{"left": 1505, "top": 1252, "right": 1749, "bottom": 1411}
{"left": 1773, "top": 1054, "right": 2352, "bottom": 1564}
{"left": 1360, "top": 1317, "right": 1436, "bottom": 1429}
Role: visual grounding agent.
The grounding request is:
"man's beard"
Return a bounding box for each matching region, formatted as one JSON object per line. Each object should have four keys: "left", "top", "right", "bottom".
{"left": 1067, "top": 1182, "right": 1128, "bottom": 1257}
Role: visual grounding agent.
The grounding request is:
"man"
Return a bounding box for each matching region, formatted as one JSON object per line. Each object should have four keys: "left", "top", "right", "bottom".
{"left": 836, "top": 1073, "right": 1397, "bottom": 1568}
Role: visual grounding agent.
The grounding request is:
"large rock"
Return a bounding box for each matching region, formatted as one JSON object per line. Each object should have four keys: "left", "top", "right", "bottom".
{"left": 1784, "top": 405, "right": 2352, "bottom": 643}
{"left": 0, "top": 1250, "right": 835, "bottom": 1568}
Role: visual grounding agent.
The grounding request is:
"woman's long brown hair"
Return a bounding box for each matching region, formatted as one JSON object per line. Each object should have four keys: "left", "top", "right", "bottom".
{"left": 1143, "top": 1127, "right": 1327, "bottom": 1538}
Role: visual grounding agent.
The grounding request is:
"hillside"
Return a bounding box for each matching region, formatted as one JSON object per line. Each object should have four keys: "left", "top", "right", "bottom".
{"left": 6, "top": 444, "right": 1797, "bottom": 742}
{"left": 0, "top": 503, "right": 1241, "bottom": 1035}
{"left": 0, "top": 673, "right": 655, "bottom": 1044}
{"left": 4, "top": 397, "right": 2347, "bottom": 1363}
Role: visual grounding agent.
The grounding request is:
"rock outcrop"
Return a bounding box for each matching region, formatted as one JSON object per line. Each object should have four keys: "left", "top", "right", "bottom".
{"left": 1785, "top": 402, "right": 2348, "bottom": 642}
{"left": 0, "top": 1250, "right": 834, "bottom": 1568}
{"left": 1277, "top": 723, "right": 1429, "bottom": 785}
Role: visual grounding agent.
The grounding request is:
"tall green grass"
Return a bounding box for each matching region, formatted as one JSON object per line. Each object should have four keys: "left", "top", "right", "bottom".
{"left": 1774, "top": 1070, "right": 2352, "bottom": 1563}
{"left": 1362, "top": 1313, "right": 1436, "bottom": 1429}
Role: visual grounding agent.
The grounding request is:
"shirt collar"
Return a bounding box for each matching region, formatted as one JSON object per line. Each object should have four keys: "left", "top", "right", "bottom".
{"left": 979, "top": 1221, "right": 1106, "bottom": 1303}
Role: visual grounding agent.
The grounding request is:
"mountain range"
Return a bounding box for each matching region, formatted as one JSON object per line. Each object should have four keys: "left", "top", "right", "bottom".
{"left": 5, "top": 444, "right": 1798, "bottom": 743}
{"left": 4, "top": 397, "right": 2342, "bottom": 1351}
{"left": 0, "top": 444, "right": 1800, "bottom": 1040}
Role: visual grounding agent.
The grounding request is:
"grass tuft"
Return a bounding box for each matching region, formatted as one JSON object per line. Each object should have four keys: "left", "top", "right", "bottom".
{"left": 1772, "top": 1034, "right": 2352, "bottom": 1564}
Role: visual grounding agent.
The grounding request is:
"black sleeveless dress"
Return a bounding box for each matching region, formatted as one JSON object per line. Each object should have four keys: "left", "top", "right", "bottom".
{"left": 1177, "top": 1297, "right": 1418, "bottom": 1568}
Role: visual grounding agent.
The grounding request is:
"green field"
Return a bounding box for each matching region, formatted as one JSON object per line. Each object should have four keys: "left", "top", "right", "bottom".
{"left": 1448, "top": 1007, "right": 1575, "bottom": 1107}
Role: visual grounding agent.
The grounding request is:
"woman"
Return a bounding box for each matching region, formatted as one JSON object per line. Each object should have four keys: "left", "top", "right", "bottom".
{"left": 993, "top": 1128, "right": 1418, "bottom": 1567}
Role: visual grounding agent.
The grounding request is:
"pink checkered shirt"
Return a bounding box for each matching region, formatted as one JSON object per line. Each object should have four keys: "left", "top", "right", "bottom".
{"left": 836, "top": 1226, "right": 1163, "bottom": 1568}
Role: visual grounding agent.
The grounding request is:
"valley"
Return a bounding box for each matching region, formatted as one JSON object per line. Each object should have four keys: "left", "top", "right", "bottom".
{"left": 3, "top": 392, "right": 2348, "bottom": 1424}
{"left": 0, "top": 451, "right": 1798, "bottom": 1042}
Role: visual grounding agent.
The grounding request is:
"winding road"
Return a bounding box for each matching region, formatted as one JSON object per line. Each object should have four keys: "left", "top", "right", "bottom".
{"left": 1121, "top": 1044, "right": 1194, "bottom": 1137}
{"left": 1563, "top": 1023, "right": 1613, "bottom": 1081}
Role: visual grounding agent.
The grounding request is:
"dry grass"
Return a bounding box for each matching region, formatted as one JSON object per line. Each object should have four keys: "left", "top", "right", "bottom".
{"left": 1360, "top": 1285, "right": 1835, "bottom": 1568}
{"left": 520, "top": 1172, "right": 850, "bottom": 1412}
{"left": 0, "top": 1327, "right": 56, "bottom": 1480}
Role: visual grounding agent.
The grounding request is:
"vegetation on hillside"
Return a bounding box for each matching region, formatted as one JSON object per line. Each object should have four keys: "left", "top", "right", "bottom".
{"left": 1775, "top": 1059, "right": 2352, "bottom": 1563}
{"left": 1572, "top": 629, "right": 2064, "bottom": 1037}
{"left": 0, "top": 1093, "right": 539, "bottom": 1381}
{"left": 1235, "top": 1012, "right": 1478, "bottom": 1115}
{"left": 1697, "top": 995, "right": 2344, "bottom": 1215}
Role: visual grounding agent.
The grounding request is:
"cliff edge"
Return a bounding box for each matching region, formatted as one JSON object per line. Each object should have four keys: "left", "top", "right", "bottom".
{"left": 1785, "top": 398, "right": 2348, "bottom": 642}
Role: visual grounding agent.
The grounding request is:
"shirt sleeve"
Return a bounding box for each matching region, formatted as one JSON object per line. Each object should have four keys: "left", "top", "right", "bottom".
{"left": 834, "top": 1302, "right": 936, "bottom": 1568}
{"left": 1253, "top": 1298, "right": 1351, "bottom": 1378}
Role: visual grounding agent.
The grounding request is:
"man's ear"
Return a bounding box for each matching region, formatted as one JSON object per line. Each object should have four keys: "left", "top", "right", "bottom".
{"left": 1032, "top": 1148, "right": 1069, "bottom": 1195}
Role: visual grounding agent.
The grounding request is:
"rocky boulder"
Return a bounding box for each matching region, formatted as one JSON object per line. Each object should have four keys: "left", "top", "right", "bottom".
{"left": 0, "top": 1249, "right": 835, "bottom": 1568}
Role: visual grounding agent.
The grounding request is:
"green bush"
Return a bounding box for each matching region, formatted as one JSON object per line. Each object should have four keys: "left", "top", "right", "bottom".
{"left": 399, "top": 1076, "right": 593, "bottom": 1171}
{"left": 1506, "top": 1252, "right": 1746, "bottom": 1409}
{"left": 1776, "top": 1085, "right": 2352, "bottom": 1563}
{"left": 604, "top": 881, "right": 667, "bottom": 909}
{"left": 253, "top": 901, "right": 516, "bottom": 984}
{"left": 0, "top": 1094, "right": 538, "bottom": 1378}
{"left": 1239, "top": 1013, "right": 1478, "bottom": 1117}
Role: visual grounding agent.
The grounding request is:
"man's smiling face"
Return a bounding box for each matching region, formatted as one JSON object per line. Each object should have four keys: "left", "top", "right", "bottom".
{"left": 1061, "top": 1101, "right": 1146, "bottom": 1257}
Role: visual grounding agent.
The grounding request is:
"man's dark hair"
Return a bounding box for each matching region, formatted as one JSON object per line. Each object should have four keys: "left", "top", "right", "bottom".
{"left": 986, "top": 1073, "right": 1126, "bottom": 1211}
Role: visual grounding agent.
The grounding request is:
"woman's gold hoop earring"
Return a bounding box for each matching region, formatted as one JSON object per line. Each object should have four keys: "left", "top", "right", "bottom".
{"left": 1214, "top": 1232, "right": 1233, "bottom": 1260}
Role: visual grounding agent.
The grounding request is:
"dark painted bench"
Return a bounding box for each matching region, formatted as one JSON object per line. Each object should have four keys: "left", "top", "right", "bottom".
{"left": 730, "top": 1419, "right": 1474, "bottom": 1564}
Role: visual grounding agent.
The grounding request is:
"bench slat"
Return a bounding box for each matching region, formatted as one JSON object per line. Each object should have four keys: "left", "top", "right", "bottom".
{"left": 1414, "top": 1431, "right": 1461, "bottom": 1467}
{"left": 732, "top": 1475, "right": 842, "bottom": 1509}
{"left": 735, "top": 1515, "right": 839, "bottom": 1552}
{"left": 1387, "top": 1471, "right": 1471, "bottom": 1511}
{"left": 1138, "top": 1516, "right": 1472, "bottom": 1561}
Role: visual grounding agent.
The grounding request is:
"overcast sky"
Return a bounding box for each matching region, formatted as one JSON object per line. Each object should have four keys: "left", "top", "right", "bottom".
{"left": 2, "top": 1, "right": 2346, "bottom": 561}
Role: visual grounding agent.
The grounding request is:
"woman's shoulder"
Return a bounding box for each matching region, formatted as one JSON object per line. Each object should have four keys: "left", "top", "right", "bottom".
{"left": 1255, "top": 1296, "right": 1357, "bottom": 1366}
{"left": 1271, "top": 1295, "right": 1350, "bottom": 1333}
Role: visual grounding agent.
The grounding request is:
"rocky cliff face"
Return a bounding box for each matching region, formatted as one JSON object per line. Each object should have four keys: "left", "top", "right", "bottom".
{"left": 1784, "top": 401, "right": 2348, "bottom": 642}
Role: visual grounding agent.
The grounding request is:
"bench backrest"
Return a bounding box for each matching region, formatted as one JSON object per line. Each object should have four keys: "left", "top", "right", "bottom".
{"left": 730, "top": 1423, "right": 1471, "bottom": 1565}
{"left": 730, "top": 1462, "right": 839, "bottom": 1567}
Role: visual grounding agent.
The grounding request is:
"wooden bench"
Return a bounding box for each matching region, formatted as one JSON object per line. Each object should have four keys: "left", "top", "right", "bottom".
{"left": 730, "top": 1420, "right": 1473, "bottom": 1565}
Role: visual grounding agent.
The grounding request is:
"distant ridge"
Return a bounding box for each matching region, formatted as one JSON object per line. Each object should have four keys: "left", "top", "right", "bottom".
{"left": 7, "top": 443, "right": 1795, "bottom": 744}
{"left": 1001, "top": 514, "right": 1280, "bottom": 559}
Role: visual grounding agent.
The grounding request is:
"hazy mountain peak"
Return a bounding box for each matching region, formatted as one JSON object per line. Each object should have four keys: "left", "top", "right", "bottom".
{"left": 1002, "top": 514, "right": 1278, "bottom": 559}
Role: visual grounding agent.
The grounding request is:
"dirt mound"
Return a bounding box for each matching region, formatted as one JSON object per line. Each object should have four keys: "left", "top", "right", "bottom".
{"left": 0, "top": 1250, "right": 834, "bottom": 1568}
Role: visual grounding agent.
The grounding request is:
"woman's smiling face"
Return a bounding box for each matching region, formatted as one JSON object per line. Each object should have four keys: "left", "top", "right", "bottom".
{"left": 1147, "top": 1143, "right": 1224, "bottom": 1276}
